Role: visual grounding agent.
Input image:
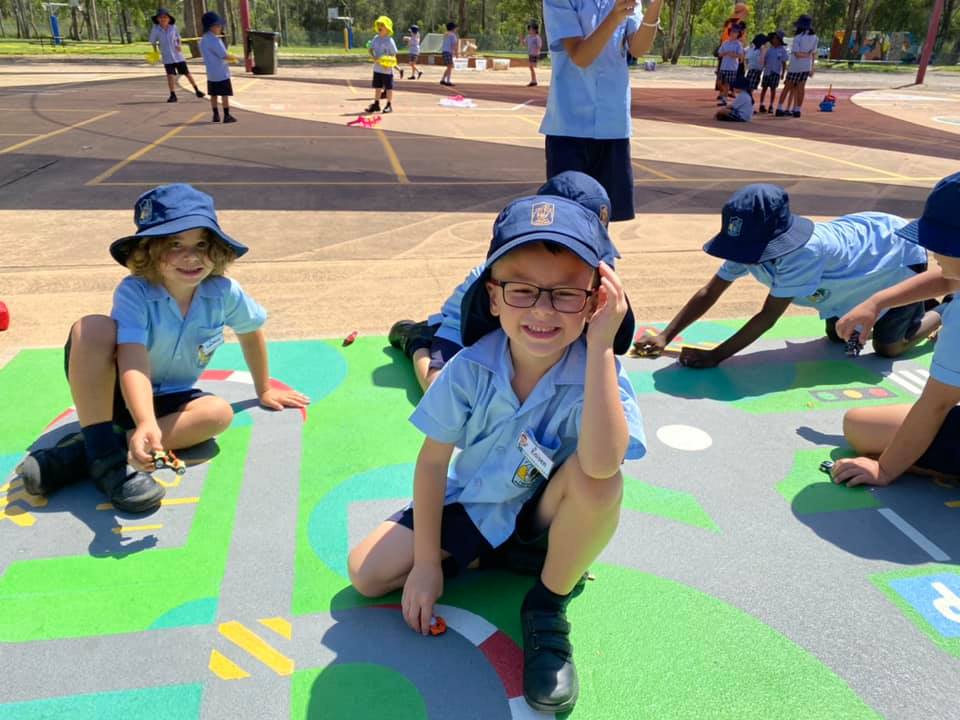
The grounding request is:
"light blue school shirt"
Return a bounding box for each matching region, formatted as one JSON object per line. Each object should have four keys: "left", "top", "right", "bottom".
{"left": 149, "top": 24, "right": 185, "bottom": 64}
{"left": 407, "top": 32, "right": 420, "bottom": 54}
{"left": 526, "top": 34, "right": 543, "bottom": 56}
{"left": 789, "top": 33, "right": 818, "bottom": 72}
{"left": 370, "top": 35, "right": 398, "bottom": 74}
{"left": 427, "top": 265, "right": 484, "bottom": 346}
{"left": 540, "top": 0, "right": 642, "bottom": 140}
{"left": 441, "top": 32, "right": 457, "bottom": 54}
{"left": 745, "top": 46, "right": 763, "bottom": 72}
{"left": 763, "top": 45, "right": 788, "bottom": 74}
{"left": 730, "top": 91, "right": 753, "bottom": 121}
{"left": 932, "top": 301, "right": 960, "bottom": 387}
{"left": 716, "top": 212, "right": 928, "bottom": 320}
{"left": 200, "top": 32, "right": 231, "bottom": 83}
{"left": 111, "top": 275, "right": 266, "bottom": 395}
{"left": 410, "top": 329, "right": 646, "bottom": 547}
{"left": 718, "top": 39, "right": 743, "bottom": 72}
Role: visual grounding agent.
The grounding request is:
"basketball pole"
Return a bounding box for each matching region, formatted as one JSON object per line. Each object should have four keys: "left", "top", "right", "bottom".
{"left": 239, "top": 0, "right": 253, "bottom": 72}
{"left": 915, "top": 0, "right": 945, "bottom": 85}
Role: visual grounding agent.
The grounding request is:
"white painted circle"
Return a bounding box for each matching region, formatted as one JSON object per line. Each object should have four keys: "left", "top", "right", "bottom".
{"left": 656, "top": 424, "right": 713, "bottom": 452}
{"left": 933, "top": 116, "right": 960, "bottom": 126}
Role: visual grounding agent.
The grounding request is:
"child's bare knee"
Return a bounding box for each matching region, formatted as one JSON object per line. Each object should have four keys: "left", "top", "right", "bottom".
{"left": 567, "top": 459, "right": 623, "bottom": 512}
{"left": 209, "top": 397, "right": 234, "bottom": 432}
{"left": 842, "top": 408, "right": 871, "bottom": 448}
{"left": 347, "top": 552, "right": 386, "bottom": 598}
{"left": 871, "top": 341, "right": 903, "bottom": 358}
{"left": 71, "top": 315, "right": 116, "bottom": 349}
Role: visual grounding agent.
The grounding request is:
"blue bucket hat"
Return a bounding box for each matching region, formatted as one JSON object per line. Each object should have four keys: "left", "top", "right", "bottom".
{"left": 460, "top": 196, "right": 635, "bottom": 354}
{"left": 152, "top": 7, "right": 175, "bottom": 24}
{"left": 202, "top": 11, "right": 224, "bottom": 31}
{"left": 703, "top": 184, "right": 814, "bottom": 264}
{"left": 537, "top": 171, "right": 612, "bottom": 226}
{"left": 795, "top": 14, "right": 813, "bottom": 32}
{"left": 896, "top": 172, "right": 960, "bottom": 258}
{"left": 110, "top": 184, "right": 248, "bottom": 266}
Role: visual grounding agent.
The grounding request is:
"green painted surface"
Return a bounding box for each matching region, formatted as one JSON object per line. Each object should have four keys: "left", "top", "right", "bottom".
{"left": 148, "top": 597, "right": 219, "bottom": 630}
{"left": 777, "top": 449, "right": 881, "bottom": 514}
{"left": 622, "top": 475, "right": 719, "bottom": 532}
{"left": 0, "top": 426, "right": 250, "bottom": 641}
{"left": 0, "top": 349, "right": 72, "bottom": 454}
{"left": 871, "top": 565, "right": 960, "bottom": 660}
{"left": 292, "top": 663, "right": 427, "bottom": 720}
{"left": 0, "top": 684, "right": 202, "bottom": 719}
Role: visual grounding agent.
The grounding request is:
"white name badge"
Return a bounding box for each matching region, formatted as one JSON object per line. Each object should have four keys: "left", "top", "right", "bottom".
{"left": 197, "top": 334, "right": 224, "bottom": 365}
{"left": 517, "top": 429, "right": 555, "bottom": 479}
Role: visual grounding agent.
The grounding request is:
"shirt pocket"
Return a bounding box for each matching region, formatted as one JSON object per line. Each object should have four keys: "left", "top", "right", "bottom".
{"left": 193, "top": 325, "right": 225, "bottom": 368}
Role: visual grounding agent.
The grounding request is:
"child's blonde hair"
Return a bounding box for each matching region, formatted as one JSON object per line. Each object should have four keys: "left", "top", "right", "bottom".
{"left": 126, "top": 229, "right": 236, "bottom": 283}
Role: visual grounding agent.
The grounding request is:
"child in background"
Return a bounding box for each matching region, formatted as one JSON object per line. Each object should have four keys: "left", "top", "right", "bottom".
{"left": 525, "top": 22, "right": 543, "bottom": 87}
{"left": 441, "top": 21, "right": 458, "bottom": 87}
{"left": 744, "top": 33, "right": 766, "bottom": 103}
{"left": 389, "top": 171, "right": 614, "bottom": 391}
{"left": 716, "top": 26, "right": 745, "bottom": 106}
{"left": 830, "top": 173, "right": 960, "bottom": 487}
{"left": 199, "top": 12, "right": 237, "bottom": 123}
{"left": 367, "top": 16, "right": 398, "bottom": 114}
{"left": 149, "top": 7, "right": 204, "bottom": 103}
{"left": 15, "top": 184, "right": 309, "bottom": 512}
{"left": 350, "top": 194, "right": 645, "bottom": 715}
{"left": 715, "top": 75, "right": 754, "bottom": 122}
{"left": 777, "top": 15, "right": 817, "bottom": 117}
{"left": 635, "top": 184, "right": 943, "bottom": 367}
{"left": 759, "top": 30, "right": 788, "bottom": 114}
{"left": 400, "top": 24, "right": 423, "bottom": 80}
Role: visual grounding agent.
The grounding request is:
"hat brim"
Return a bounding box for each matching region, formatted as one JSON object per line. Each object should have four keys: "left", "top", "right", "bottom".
{"left": 896, "top": 217, "right": 960, "bottom": 258}
{"left": 152, "top": 13, "right": 175, "bottom": 24}
{"left": 459, "top": 235, "right": 635, "bottom": 355}
{"left": 702, "top": 215, "right": 814, "bottom": 264}
{"left": 110, "top": 214, "right": 247, "bottom": 266}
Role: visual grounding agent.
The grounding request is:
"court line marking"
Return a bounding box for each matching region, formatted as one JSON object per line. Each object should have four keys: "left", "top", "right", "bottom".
{"left": 631, "top": 159, "right": 674, "bottom": 181}
{"left": 877, "top": 508, "right": 950, "bottom": 561}
{"left": 887, "top": 371, "right": 925, "bottom": 396}
{"left": 510, "top": 99, "right": 533, "bottom": 111}
{"left": 706, "top": 125, "right": 910, "bottom": 180}
{"left": 112, "top": 524, "right": 163, "bottom": 534}
{"left": 0, "top": 110, "right": 117, "bottom": 155}
{"left": 0, "top": 133, "right": 38, "bottom": 136}
{"left": 346, "top": 79, "right": 357, "bottom": 96}
{"left": 96, "top": 496, "right": 199, "bottom": 511}
{"left": 375, "top": 128, "right": 409, "bottom": 184}
{"left": 86, "top": 111, "right": 206, "bottom": 186}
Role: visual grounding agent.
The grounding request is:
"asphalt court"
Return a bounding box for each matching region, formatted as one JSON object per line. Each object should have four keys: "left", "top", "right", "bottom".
{"left": 1, "top": 72, "right": 956, "bottom": 217}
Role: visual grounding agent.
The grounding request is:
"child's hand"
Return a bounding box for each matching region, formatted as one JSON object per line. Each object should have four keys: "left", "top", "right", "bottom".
{"left": 259, "top": 387, "right": 311, "bottom": 411}
{"left": 831, "top": 457, "right": 894, "bottom": 487}
{"left": 611, "top": 0, "right": 639, "bottom": 23}
{"left": 837, "top": 300, "right": 879, "bottom": 342}
{"left": 129, "top": 420, "right": 163, "bottom": 470}
{"left": 634, "top": 332, "right": 667, "bottom": 357}
{"left": 402, "top": 562, "right": 443, "bottom": 635}
{"left": 586, "top": 262, "right": 628, "bottom": 349}
{"left": 679, "top": 346, "right": 720, "bottom": 369}
{"left": 226, "top": 54, "right": 239, "bottom": 63}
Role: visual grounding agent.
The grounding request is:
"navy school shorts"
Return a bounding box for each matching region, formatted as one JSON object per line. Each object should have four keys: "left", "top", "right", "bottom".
{"left": 761, "top": 71, "right": 781, "bottom": 89}
{"left": 718, "top": 69, "right": 738, "bottom": 86}
{"left": 442, "top": 51, "right": 454, "bottom": 66}
{"left": 164, "top": 61, "right": 189, "bottom": 76}
{"left": 786, "top": 71, "right": 810, "bottom": 84}
{"left": 372, "top": 71, "right": 394, "bottom": 90}
{"left": 746, "top": 69, "right": 762, "bottom": 90}
{"left": 207, "top": 78, "right": 233, "bottom": 97}
{"left": 545, "top": 135, "right": 635, "bottom": 222}
{"left": 915, "top": 406, "right": 960, "bottom": 475}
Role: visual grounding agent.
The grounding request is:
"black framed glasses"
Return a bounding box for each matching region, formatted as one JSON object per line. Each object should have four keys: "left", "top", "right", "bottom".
{"left": 490, "top": 279, "right": 594, "bottom": 314}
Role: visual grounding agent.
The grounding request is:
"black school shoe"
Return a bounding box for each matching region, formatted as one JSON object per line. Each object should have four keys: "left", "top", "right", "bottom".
{"left": 365, "top": 101, "right": 381, "bottom": 113}
{"left": 16, "top": 431, "right": 87, "bottom": 496}
{"left": 194, "top": 88, "right": 205, "bottom": 98}
{"left": 167, "top": 93, "right": 178, "bottom": 103}
{"left": 521, "top": 606, "right": 579, "bottom": 713}
{"left": 388, "top": 319, "right": 433, "bottom": 357}
{"left": 90, "top": 452, "right": 165, "bottom": 513}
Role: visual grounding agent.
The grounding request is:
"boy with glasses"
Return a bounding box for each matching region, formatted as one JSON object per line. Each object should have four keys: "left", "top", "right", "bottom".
{"left": 349, "top": 194, "right": 645, "bottom": 714}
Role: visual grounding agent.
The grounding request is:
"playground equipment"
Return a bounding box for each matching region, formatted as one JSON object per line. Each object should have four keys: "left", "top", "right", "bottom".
{"left": 42, "top": 0, "right": 79, "bottom": 45}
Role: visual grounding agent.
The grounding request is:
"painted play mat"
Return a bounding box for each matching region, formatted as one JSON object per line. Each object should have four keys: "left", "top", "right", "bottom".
{"left": 1, "top": 316, "right": 958, "bottom": 719}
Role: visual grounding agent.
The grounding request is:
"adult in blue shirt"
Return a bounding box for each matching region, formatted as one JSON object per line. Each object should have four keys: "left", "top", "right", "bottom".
{"left": 541, "top": 0, "right": 664, "bottom": 222}
{"left": 831, "top": 173, "right": 960, "bottom": 486}
{"left": 636, "top": 184, "right": 944, "bottom": 367}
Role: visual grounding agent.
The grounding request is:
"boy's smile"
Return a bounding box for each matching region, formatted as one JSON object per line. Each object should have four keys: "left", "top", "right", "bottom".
{"left": 159, "top": 228, "right": 215, "bottom": 292}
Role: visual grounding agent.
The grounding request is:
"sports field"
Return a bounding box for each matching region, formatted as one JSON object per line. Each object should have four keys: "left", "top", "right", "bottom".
{"left": 1, "top": 59, "right": 960, "bottom": 719}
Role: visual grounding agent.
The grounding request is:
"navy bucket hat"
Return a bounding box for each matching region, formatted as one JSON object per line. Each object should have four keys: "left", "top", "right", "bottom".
{"left": 202, "top": 11, "right": 224, "bottom": 31}
{"left": 703, "top": 184, "right": 814, "bottom": 264}
{"left": 460, "top": 196, "right": 635, "bottom": 354}
{"left": 537, "top": 171, "right": 612, "bottom": 226}
{"left": 152, "top": 7, "right": 175, "bottom": 24}
{"left": 795, "top": 14, "right": 813, "bottom": 32}
{"left": 896, "top": 172, "right": 960, "bottom": 258}
{"left": 110, "top": 184, "right": 248, "bottom": 267}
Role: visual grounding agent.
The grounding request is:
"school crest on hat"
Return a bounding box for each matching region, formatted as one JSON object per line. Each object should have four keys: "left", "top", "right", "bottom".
{"left": 727, "top": 216, "right": 743, "bottom": 237}
{"left": 137, "top": 198, "right": 154, "bottom": 224}
{"left": 531, "top": 201, "right": 555, "bottom": 227}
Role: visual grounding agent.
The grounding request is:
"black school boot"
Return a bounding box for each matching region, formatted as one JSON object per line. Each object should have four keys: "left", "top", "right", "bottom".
{"left": 365, "top": 100, "right": 381, "bottom": 113}
{"left": 167, "top": 92, "right": 178, "bottom": 103}
{"left": 15, "top": 432, "right": 88, "bottom": 496}
{"left": 89, "top": 450, "right": 165, "bottom": 513}
{"left": 520, "top": 580, "right": 579, "bottom": 713}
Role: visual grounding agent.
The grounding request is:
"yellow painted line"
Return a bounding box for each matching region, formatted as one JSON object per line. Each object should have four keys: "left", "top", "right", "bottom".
{"left": 946, "top": 500, "right": 960, "bottom": 508}
{"left": 0, "top": 490, "right": 47, "bottom": 510}
{"left": 0, "top": 110, "right": 117, "bottom": 155}
{"left": 209, "top": 649, "right": 250, "bottom": 680}
{"left": 0, "top": 132, "right": 38, "bottom": 136}
{"left": 97, "top": 496, "right": 199, "bottom": 511}
{"left": 346, "top": 79, "right": 357, "bottom": 95}
{"left": 631, "top": 159, "right": 674, "bottom": 181}
{"left": 176, "top": 135, "right": 542, "bottom": 141}
{"left": 516, "top": 115, "right": 541, "bottom": 128}
{"left": 237, "top": 79, "right": 258, "bottom": 92}
{"left": 375, "top": 129, "right": 409, "bottom": 184}
{"left": 218, "top": 621, "right": 295, "bottom": 676}
{"left": 258, "top": 617, "right": 292, "bottom": 640}
{"left": 1, "top": 506, "right": 35, "bottom": 527}
{"left": 86, "top": 111, "right": 205, "bottom": 186}
{"left": 0, "top": 478, "right": 23, "bottom": 493}
{"left": 706, "top": 125, "right": 909, "bottom": 180}
{"left": 111, "top": 524, "right": 163, "bottom": 534}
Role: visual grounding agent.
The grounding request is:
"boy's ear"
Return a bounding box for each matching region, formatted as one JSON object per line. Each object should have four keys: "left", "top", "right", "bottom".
{"left": 486, "top": 280, "right": 501, "bottom": 317}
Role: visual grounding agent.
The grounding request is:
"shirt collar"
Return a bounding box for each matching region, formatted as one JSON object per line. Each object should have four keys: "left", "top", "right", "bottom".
{"left": 459, "top": 329, "right": 588, "bottom": 390}
{"left": 140, "top": 276, "right": 219, "bottom": 301}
